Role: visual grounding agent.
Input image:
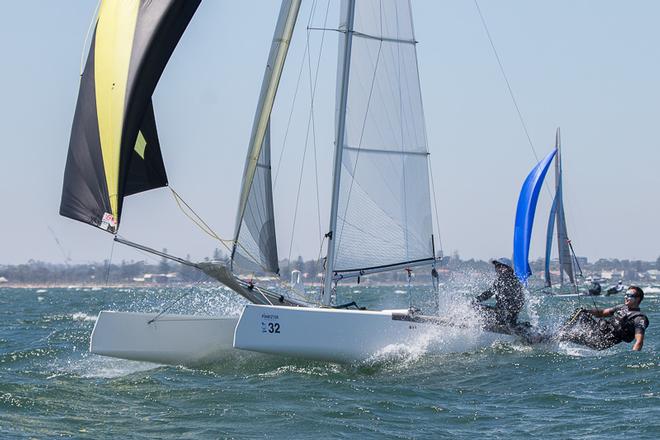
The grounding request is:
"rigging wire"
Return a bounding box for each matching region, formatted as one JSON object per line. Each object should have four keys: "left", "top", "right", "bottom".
{"left": 169, "top": 187, "right": 232, "bottom": 253}
{"left": 104, "top": 238, "right": 116, "bottom": 286}
{"left": 286, "top": 120, "right": 311, "bottom": 264}
{"left": 306, "top": 0, "right": 332, "bottom": 248}
{"left": 273, "top": 3, "right": 316, "bottom": 187}
{"left": 286, "top": 0, "right": 330, "bottom": 264}
{"left": 472, "top": 1, "right": 555, "bottom": 201}
{"left": 169, "top": 186, "right": 270, "bottom": 274}
{"left": 168, "top": 187, "right": 309, "bottom": 301}
{"left": 473, "top": 0, "right": 539, "bottom": 162}
{"left": 147, "top": 288, "right": 193, "bottom": 324}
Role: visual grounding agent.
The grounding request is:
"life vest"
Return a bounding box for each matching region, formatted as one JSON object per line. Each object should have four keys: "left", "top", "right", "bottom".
{"left": 610, "top": 308, "right": 648, "bottom": 343}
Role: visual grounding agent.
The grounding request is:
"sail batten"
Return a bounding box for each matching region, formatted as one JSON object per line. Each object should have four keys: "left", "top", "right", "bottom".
{"left": 334, "top": 256, "right": 435, "bottom": 276}
{"left": 60, "top": 0, "right": 201, "bottom": 233}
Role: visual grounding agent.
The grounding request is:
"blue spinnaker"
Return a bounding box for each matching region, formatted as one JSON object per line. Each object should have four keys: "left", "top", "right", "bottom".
{"left": 513, "top": 149, "right": 557, "bottom": 283}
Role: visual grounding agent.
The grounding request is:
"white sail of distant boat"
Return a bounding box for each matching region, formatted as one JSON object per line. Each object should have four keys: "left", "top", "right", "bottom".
{"left": 543, "top": 128, "right": 581, "bottom": 293}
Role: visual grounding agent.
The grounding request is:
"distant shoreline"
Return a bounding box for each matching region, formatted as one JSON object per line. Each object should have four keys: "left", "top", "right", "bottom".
{"left": 0, "top": 282, "right": 217, "bottom": 290}
{"left": 0, "top": 281, "right": 436, "bottom": 290}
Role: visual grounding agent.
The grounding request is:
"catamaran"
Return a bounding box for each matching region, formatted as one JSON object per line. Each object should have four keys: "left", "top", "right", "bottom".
{"left": 62, "top": 0, "right": 538, "bottom": 366}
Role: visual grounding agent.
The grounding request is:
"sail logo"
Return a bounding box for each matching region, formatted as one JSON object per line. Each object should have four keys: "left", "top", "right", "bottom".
{"left": 100, "top": 213, "right": 117, "bottom": 231}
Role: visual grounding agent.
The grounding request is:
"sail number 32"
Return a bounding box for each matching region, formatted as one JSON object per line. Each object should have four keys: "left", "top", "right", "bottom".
{"left": 261, "top": 322, "right": 280, "bottom": 334}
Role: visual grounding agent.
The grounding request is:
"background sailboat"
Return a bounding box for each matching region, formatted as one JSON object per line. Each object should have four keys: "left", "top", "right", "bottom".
{"left": 543, "top": 128, "right": 583, "bottom": 294}
{"left": 513, "top": 129, "right": 583, "bottom": 294}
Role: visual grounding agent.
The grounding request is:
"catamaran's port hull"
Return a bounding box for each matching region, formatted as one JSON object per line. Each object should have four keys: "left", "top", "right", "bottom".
{"left": 90, "top": 311, "right": 238, "bottom": 365}
{"left": 233, "top": 304, "right": 515, "bottom": 363}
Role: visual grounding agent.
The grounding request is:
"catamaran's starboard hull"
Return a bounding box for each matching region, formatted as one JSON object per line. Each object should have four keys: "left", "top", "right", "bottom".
{"left": 90, "top": 311, "right": 238, "bottom": 365}
{"left": 233, "top": 305, "right": 515, "bottom": 363}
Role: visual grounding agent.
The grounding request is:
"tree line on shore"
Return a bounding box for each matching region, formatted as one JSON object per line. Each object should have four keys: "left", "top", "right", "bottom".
{"left": 1, "top": 250, "right": 659, "bottom": 286}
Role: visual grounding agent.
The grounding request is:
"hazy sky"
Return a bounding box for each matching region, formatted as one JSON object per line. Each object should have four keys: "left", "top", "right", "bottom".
{"left": 1, "top": 0, "right": 658, "bottom": 266}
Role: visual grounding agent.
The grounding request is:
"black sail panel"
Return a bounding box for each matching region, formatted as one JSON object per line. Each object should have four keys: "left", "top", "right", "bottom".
{"left": 117, "top": 0, "right": 201, "bottom": 217}
{"left": 60, "top": 31, "right": 116, "bottom": 232}
{"left": 124, "top": 99, "right": 167, "bottom": 196}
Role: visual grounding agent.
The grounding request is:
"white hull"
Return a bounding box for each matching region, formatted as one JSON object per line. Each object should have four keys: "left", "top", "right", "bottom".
{"left": 90, "top": 311, "right": 238, "bottom": 365}
{"left": 233, "top": 305, "right": 515, "bottom": 363}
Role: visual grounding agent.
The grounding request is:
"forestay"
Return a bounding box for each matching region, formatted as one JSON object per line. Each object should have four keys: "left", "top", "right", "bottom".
{"left": 332, "top": 0, "right": 434, "bottom": 275}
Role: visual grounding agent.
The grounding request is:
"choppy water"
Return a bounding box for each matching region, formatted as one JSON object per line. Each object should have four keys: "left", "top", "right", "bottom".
{"left": 0, "top": 283, "right": 658, "bottom": 439}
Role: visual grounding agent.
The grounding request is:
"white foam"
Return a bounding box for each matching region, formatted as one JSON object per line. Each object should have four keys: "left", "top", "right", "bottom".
{"left": 70, "top": 312, "right": 96, "bottom": 322}
{"left": 56, "top": 353, "right": 160, "bottom": 379}
{"left": 556, "top": 341, "right": 613, "bottom": 357}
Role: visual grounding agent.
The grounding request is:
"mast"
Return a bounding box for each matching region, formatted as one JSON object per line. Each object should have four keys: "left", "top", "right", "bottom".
{"left": 555, "top": 128, "right": 563, "bottom": 285}
{"left": 231, "top": 0, "right": 302, "bottom": 271}
{"left": 322, "top": 0, "right": 356, "bottom": 306}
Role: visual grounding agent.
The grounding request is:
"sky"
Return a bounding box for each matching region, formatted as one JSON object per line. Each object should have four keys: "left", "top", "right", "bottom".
{"left": 0, "top": 0, "right": 659, "bottom": 266}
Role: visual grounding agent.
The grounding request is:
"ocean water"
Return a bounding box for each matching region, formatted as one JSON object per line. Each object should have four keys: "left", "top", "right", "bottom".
{"left": 0, "top": 283, "right": 657, "bottom": 439}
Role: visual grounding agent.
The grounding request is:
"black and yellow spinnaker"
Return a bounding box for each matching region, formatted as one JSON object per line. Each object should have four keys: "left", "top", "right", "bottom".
{"left": 60, "top": 0, "right": 201, "bottom": 233}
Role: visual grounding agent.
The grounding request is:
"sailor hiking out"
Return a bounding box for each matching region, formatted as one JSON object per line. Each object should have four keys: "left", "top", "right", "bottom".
{"left": 605, "top": 280, "right": 625, "bottom": 296}
{"left": 473, "top": 260, "right": 525, "bottom": 328}
{"left": 559, "top": 286, "right": 649, "bottom": 350}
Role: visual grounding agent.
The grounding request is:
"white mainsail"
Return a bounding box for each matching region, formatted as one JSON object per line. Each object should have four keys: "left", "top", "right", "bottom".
{"left": 324, "top": 0, "right": 435, "bottom": 299}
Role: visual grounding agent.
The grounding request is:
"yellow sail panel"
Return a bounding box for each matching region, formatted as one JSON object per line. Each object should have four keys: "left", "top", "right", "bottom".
{"left": 134, "top": 130, "right": 147, "bottom": 159}
{"left": 94, "top": 0, "right": 140, "bottom": 220}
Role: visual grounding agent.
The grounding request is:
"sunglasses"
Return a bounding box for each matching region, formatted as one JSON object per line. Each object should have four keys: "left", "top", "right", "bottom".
{"left": 624, "top": 293, "right": 639, "bottom": 300}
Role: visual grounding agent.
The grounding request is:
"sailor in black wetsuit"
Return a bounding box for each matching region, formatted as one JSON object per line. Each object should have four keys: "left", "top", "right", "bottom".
{"left": 587, "top": 280, "right": 602, "bottom": 296}
{"left": 473, "top": 260, "right": 525, "bottom": 328}
{"left": 559, "top": 286, "right": 649, "bottom": 350}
